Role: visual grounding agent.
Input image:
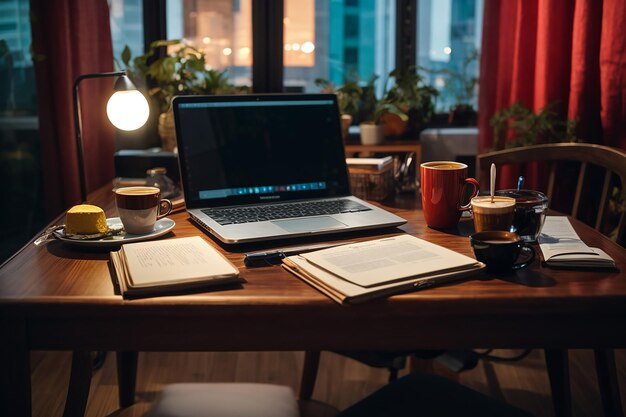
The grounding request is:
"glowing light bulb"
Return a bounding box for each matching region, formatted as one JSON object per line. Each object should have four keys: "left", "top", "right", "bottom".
{"left": 106, "top": 90, "right": 149, "bottom": 131}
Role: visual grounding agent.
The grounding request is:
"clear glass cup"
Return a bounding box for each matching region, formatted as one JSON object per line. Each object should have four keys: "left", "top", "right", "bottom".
{"left": 145, "top": 167, "right": 178, "bottom": 199}
{"left": 495, "top": 189, "right": 549, "bottom": 242}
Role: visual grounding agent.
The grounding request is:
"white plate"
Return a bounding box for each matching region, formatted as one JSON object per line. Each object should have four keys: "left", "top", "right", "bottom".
{"left": 53, "top": 217, "right": 176, "bottom": 247}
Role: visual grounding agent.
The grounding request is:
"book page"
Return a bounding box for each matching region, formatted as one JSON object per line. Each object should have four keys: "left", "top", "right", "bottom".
{"left": 538, "top": 217, "right": 597, "bottom": 260}
{"left": 538, "top": 217, "right": 615, "bottom": 266}
{"left": 300, "top": 234, "right": 480, "bottom": 287}
{"left": 121, "top": 236, "right": 239, "bottom": 287}
{"left": 284, "top": 253, "right": 484, "bottom": 304}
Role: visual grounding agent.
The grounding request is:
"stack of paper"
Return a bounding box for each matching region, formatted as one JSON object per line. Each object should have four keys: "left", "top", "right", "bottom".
{"left": 346, "top": 156, "right": 393, "bottom": 171}
{"left": 111, "top": 236, "right": 243, "bottom": 298}
{"left": 538, "top": 216, "right": 616, "bottom": 268}
{"left": 282, "top": 234, "right": 485, "bottom": 304}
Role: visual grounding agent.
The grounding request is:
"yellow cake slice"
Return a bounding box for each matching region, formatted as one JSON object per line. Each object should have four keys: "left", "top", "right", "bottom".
{"left": 65, "top": 204, "right": 109, "bottom": 235}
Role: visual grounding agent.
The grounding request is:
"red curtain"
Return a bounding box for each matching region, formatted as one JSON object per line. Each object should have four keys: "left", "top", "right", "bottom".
{"left": 478, "top": 0, "right": 626, "bottom": 189}
{"left": 30, "top": 0, "right": 115, "bottom": 218}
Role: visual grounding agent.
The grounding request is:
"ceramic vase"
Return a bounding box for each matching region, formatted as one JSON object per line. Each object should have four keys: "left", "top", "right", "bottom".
{"left": 158, "top": 110, "right": 177, "bottom": 151}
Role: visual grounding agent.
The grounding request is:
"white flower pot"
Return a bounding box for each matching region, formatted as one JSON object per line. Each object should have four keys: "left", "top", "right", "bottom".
{"left": 340, "top": 114, "right": 352, "bottom": 141}
{"left": 359, "top": 123, "right": 384, "bottom": 145}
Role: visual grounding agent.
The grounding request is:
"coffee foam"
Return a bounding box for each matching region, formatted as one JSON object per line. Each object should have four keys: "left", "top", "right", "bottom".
{"left": 471, "top": 196, "right": 516, "bottom": 211}
{"left": 115, "top": 186, "right": 160, "bottom": 196}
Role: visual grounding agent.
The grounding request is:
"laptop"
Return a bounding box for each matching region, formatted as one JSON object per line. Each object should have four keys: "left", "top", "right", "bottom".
{"left": 172, "top": 94, "right": 406, "bottom": 244}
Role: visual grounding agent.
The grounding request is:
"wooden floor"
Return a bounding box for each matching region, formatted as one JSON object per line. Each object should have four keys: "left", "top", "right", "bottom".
{"left": 30, "top": 349, "right": 625, "bottom": 417}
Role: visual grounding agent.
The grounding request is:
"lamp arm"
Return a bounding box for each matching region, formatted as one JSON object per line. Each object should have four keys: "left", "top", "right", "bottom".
{"left": 72, "top": 70, "right": 127, "bottom": 203}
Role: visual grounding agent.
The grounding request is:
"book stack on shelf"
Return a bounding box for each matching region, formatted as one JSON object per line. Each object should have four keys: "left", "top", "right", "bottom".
{"left": 346, "top": 156, "right": 394, "bottom": 201}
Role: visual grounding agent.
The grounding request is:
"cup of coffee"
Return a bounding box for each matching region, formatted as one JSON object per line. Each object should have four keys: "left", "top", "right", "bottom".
{"left": 471, "top": 195, "right": 516, "bottom": 232}
{"left": 420, "top": 161, "right": 479, "bottom": 229}
{"left": 114, "top": 186, "right": 172, "bottom": 235}
{"left": 470, "top": 231, "right": 535, "bottom": 272}
{"left": 495, "top": 189, "right": 549, "bottom": 242}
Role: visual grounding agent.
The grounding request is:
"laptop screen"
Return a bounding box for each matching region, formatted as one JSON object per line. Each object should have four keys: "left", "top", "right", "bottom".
{"left": 173, "top": 94, "right": 351, "bottom": 209}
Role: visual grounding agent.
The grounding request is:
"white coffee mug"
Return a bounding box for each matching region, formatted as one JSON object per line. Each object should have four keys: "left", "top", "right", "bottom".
{"left": 114, "top": 186, "right": 172, "bottom": 234}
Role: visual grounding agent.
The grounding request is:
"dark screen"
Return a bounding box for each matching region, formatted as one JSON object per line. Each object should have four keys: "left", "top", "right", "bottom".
{"left": 173, "top": 95, "right": 350, "bottom": 208}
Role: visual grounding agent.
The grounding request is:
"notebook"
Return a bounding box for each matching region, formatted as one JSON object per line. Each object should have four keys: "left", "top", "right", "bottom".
{"left": 172, "top": 94, "right": 406, "bottom": 244}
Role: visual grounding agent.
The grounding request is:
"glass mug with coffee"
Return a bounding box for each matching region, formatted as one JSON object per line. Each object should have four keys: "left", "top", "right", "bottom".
{"left": 114, "top": 186, "right": 173, "bottom": 234}
{"left": 420, "top": 161, "right": 479, "bottom": 229}
{"left": 494, "top": 189, "right": 549, "bottom": 242}
{"left": 470, "top": 195, "right": 516, "bottom": 232}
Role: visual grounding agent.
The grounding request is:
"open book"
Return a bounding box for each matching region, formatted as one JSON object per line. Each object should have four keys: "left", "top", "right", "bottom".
{"left": 282, "top": 234, "right": 485, "bottom": 304}
{"left": 111, "top": 236, "right": 243, "bottom": 298}
{"left": 538, "top": 216, "right": 616, "bottom": 268}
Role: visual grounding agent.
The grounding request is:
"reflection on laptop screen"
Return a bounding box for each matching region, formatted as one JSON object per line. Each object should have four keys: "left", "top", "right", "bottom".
{"left": 174, "top": 95, "right": 350, "bottom": 208}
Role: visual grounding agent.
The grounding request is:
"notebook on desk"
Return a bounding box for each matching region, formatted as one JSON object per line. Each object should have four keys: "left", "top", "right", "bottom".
{"left": 172, "top": 94, "right": 406, "bottom": 244}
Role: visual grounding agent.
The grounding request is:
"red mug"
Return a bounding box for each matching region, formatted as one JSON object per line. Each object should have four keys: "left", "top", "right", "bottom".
{"left": 420, "top": 161, "right": 479, "bottom": 229}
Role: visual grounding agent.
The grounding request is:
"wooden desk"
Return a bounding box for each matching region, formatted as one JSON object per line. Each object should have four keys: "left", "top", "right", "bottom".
{"left": 1, "top": 186, "right": 626, "bottom": 417}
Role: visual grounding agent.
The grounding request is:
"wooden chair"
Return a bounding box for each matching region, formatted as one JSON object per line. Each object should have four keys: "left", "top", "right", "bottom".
{"left": 476, "top": 142, "right": 626, "bottom": 417}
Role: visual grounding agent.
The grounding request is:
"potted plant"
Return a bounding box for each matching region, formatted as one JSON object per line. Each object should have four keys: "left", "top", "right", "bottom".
{"left": 315, "top": 78, "right": 361, "bottom": 141}
{"left": 359, "top": 74, "right": 408, "bottom": 145}
{"left": 490, "top": 101, "right": 577, "bottom": 150}
{"left": 381, "top": 66, "right": 438, "bottom": 138}
{"left": 120, "top": 39, "right": 238, "bottom": 150}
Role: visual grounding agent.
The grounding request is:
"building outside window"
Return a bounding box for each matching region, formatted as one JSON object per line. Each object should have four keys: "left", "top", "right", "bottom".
{"left": 0, "top": 0, "right": 36, "bottom": 115}
{"left": 109, "top": 0, "right": 144, "bottom": 65}
{"left": 284, "top": 0, "right": 395, "bottom": 96}
{"left": 166, "top": 0, "right": 253, "bottom": 87}
{"left": 0, "top": 0, "right": 44, "bottom": 263}
{"left": 417, "top": 0, "right": 483, "bottom": 113}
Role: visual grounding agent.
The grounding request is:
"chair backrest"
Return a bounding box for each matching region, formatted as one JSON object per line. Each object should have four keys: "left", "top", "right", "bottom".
{"left": 476, "top": 143, "right": 626, "bottom": 246}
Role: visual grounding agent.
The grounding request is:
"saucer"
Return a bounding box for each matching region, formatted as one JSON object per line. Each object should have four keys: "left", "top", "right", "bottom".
{"left": 53, "top": 217, "right": 176, "bottom": 247}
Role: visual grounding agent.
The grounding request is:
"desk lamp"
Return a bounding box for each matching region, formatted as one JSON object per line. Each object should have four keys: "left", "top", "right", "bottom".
{"left": 73, "top": 70, "right": 150, "bottom": 202}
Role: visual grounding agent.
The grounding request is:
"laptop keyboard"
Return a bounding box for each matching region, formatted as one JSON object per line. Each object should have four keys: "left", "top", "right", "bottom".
{"left": 201, "top": 199, "right": 372, "bottom": 225}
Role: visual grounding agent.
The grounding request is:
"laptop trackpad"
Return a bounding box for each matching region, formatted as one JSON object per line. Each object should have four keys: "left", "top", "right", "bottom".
{"left": 272, "top": 216, "right": 348, "bottom": 233}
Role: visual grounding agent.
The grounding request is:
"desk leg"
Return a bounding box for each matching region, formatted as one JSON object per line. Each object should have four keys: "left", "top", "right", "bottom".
{"left": 544, "top": 349, "right": 572, "bottom": 417}
{"left": 594, "top": 349, "right": 624, "bottom": 417}
{"left": 116, "top": 351, "right": 138, "bottom": 407}
{"left": 299, "top": 351, "right": 320, "bottom": 400}
{"left": 62, "top": 351, "right": 93, "bottom": 417}
{"left": 0, "top": 316, "right": 31, "bottom": 417}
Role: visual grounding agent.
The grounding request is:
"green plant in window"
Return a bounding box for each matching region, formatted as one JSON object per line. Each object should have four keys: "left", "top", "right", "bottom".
{"left": 424, "top": 49, "right": 479, "bottom": 111}
{"left": 119, "top": 39, "right": 239, "bottom": 113}
{"left": 314, "top": 77, "right": 362, "bottom": 117}
{"left": 384, "top": 65, "right": 439, "bottom": 127}
{"left": 420, "top": 50, "right": 478, "bottom": 126}
{"left": 490, "top": 101, "right": 578, "bottom": 150}
{"left": 359, "top": 74, "right": 410, "bottom": 125}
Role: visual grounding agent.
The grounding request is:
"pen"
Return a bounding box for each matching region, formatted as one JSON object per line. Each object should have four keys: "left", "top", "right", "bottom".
{"left": 244, "top": 241, "right": 355, "bottom": 266}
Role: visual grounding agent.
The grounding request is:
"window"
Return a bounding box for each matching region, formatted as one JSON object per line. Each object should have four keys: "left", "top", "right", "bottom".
{"left": 166, "top": 0, "right": 253, "bottom": 87}
{"left": 141, "top": 0, "right": 484, "bottom": 107}
{"left": 0, "top": 0, "right": 36, "bottom": 114}
{"left": 0, "top": 0, "right": 45, "bottom": 263}
{"left": 283, "top": 0, "right": 395, "bottom": 95}
{"left": 417, "top": 0, "right": 483, "bottom": 113}
{"left": 109, "top": 0, "right": 144, "bottom": 65}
